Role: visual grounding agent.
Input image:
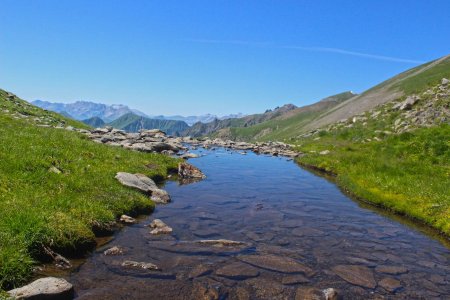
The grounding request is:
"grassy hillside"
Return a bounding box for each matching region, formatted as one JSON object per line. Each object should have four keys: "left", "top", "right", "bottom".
{"left": 109, "top": 112, "right": 189, "bottom": 135}
{"left": 0, "top": 92, "right": 179, "bottom": 290}
{"left": 295, "top": 79, "right": 450, "bottom": 236}
{"left": 82, "top": 116, "right": 105, "bottom": 127}
{"left": 214, "top": 91, "right": 355, "bottom": 141}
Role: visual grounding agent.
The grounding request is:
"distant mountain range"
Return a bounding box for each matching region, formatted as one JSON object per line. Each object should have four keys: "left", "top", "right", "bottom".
{"left": 32, "top": 100, "right": 245, "bottom": 126}
{"left": 108, "top": 113, "right": 189, "bottom": 136}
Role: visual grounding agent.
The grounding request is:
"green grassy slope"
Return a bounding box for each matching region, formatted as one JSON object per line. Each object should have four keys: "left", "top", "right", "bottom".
{"left": 82, "top": 116, "right": 105, "bottom": 127}
{"left": 294, "top": 79, "right": 450, "bottom": 236}
{"left": 0, "top": 92, "right": 179, "bottom": 290}
{"left": 219, "top": 91, "right": 355, "bottom": 141}
{"left": 109, "top": 112, "right": 189, "bottom": 135}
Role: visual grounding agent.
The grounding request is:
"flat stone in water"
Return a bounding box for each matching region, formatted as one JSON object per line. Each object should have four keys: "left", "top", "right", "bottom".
{"left": 375, "top": 265, "right": 408, "bottom": 275}
{"left": 331, "top": 265, "right": 376, "bottom": 289}
{"left": 215, "top": 262, "right": 260, "bottom": 279}
{"left": 379, "top": 277, "right": 402, "bottom": 293}
{"left": 282, "top": 274, "right": 310, "bottom": 285}
{"left": 188, "top": 264, "right": 213, "bottom": 279}
{"left": 238, "top": 254, "right": 313, "bottom": 275}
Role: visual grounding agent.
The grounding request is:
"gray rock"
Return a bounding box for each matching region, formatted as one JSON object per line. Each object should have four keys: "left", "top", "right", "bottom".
{"left": 150, "top": 188, "right": 171, "bottom": 204}
{"left": 378, "top": 277, "right": 402, "bottom": 293}
{"left": 442, "top": 78, "right": 449, "bottom": 85}
{"left": 375, "top": 265, "right": 408, "bottom": 275}
{"left": 197, "top": 239, "right": 246, "bottom": 247}
{"left": 8, "top": 277, "right": 74, "bottom": 300}
{"left": 115, "top": 172, "right": 158, "bottom": 192}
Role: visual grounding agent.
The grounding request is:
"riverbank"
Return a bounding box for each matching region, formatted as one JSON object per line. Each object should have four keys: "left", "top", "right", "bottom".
{"left": 0, "top": 112, "right": 179, "bottom": 290}
{"left": 295, "top": 124, "right": 450, "bottom": 237}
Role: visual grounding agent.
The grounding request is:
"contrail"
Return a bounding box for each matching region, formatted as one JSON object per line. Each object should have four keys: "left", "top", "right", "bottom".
{"left": 183, "top": 39, "right": 424, "bottom": 64}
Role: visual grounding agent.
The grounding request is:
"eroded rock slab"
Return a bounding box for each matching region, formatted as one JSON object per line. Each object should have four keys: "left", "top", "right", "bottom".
{"left": 122, "top": 260, "right": 160, "bottom": 271}
{"left": 197, "top": 239, "right": 246, "bottom": 247}
{"left": 238, "top": 254, "right": 313, "bottom": 275}
{"left": 375, "top": 265, "right": 408, "bottom": 275}
{"left": 8, "top": 277, "right": 74, "bottom": 300}
{"left": 332, "top": 265, "right": 376, "bottom": 289}
{"left": 379, "top": 277, "right": 402, "bottom": 293}
{"left": 115, "top": 172, "right": 158, "bottom": 192}
{"left": 215, "top": 262, "right": 260, "bottom": 279}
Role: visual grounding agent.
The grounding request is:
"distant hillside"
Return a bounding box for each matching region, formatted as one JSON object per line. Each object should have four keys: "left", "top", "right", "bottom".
{"left": 182, "top": 104, "right": 298, "bottom": 137}
{"left": 32, "top": 100, "right": 148, "bottom": 122}
{"left": 149, "top": 113, "right": 245, "bottom": 126}
{"left": 109, "top": 113, "right": 189, "bottom": 135}
{"left": 82, "top": 116, "right": 105, "bottom": 127}
{"left": 216, "top": 91, "right": 355, "bottom": 141}
{"left": 302, "top": 54, "right": 450, "bottom": 132}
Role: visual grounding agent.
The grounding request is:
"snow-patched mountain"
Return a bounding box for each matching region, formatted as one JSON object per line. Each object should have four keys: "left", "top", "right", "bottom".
{"left": 31, "top": 100, "right": 148, "bottom": 123}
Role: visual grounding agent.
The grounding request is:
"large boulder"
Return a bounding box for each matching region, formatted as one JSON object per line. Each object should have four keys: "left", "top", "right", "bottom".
{"left": 8, "top": 277, "right": 74, "bottom": 300}
{"left": 115, "top": 172, "right": 171, "bottom": 203}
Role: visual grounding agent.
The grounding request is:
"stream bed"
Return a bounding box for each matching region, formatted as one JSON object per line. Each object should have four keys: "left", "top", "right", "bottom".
{"left": 69, "top": 147, "right": 450, "bottom": 299}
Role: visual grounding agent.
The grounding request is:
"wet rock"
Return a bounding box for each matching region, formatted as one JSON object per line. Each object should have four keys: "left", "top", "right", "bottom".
{"left": 103, "top": 246, "right": 124, "bottom": 256}
{"left": 120, "top": 214, "right": 136, "bottom": 224}
{"left": 238, "top": 254, "right": 313, "bottom": 275}
{"left": 282, "top": 274, "right": 310, "bottom": 285}
{"left": 149, "top": 219, "right": 173, "bottom": 235}
{"left": 378, "top": 277, "right": 402, "bottom": 293}
{"left": 178, "top": 162, "right": 206, "bottom": 179}
{"left": 188, "top": 264, "right": 213, "bottom": 279}
{"left": 332, "top": 265, "right": 376, "bottom": 289}
{"left": 375, "top": 265, "right": 408, "bottom": 275}
{"left": 8, "top": 277, "right": 74, "bottom": 300}
{"left": 121, "top": 260, "right": 160, "bottom": 271}
{"left": 197, "top": 239, "right": 246, "bottom": 247}
{"left": 323, "top": 288, "right": 338, "bottom": 300}
{"left": 295, "top": 287, "right": 323, "bottom": 300}
{"left": 215, "top": 262, "right": 260, "bottom": 279}
{"left": 191, "top": 280, "right": 220, "bottom": 300}
{"left": 150, "top": 188, "right": 171, "bottom": 204}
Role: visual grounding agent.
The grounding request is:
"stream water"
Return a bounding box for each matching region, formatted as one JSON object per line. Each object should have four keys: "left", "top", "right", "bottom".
{"left": 68, "top": 147, "right": 450, "bottom": 299}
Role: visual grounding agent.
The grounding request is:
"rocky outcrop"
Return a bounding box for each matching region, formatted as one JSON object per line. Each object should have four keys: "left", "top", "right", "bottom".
{"left": 8, "top": 277, "right": 74, "bottom": 300}
{"left": 115, "top": 172, "right": 170, "bottom": 204}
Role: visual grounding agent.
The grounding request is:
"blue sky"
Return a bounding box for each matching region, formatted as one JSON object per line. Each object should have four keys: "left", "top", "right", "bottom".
{"left": 1, "top": 1, "right": 449, "bottom": 116}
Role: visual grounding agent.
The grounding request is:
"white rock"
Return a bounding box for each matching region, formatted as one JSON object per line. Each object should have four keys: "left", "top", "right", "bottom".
{"left": 8, "top": 277, "right": 74, "bottom": 299}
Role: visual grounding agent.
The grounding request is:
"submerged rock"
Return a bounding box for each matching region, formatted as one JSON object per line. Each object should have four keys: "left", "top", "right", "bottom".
{"left": 378, "top": 277, "right": 402, "bottom": 293}
{"left": 197, "top": 239, "right": 245, "bottom": 247}
{"left": 178, "top": 162, "right": 206, "bottom": 179}
{"left": 215, "top": 262, "right": 260, "bottom": 279}
{"left": 238, "top": 254, "right": 313, "bottom": 275}
{"left": 122, "top": 260, "right": 160, "bottom": 271}
{"left": 8, "top": 277, "right": 74, "bottom": 300}
{"left": 332, "top": 265, "right": 376, "bottom": 289}
{"left": 149, "top": 219, "right": 173, "bottom": 235}
{"left": 375, "top": 265, "right": 408, "bottom": 275}
{"left": 104, "top": 246, "right": 124, "bottom": 256}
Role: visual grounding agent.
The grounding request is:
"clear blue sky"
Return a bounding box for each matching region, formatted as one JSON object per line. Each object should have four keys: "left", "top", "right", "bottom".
{"left": 1, "top": 1, "right": 449, "bottom": 116}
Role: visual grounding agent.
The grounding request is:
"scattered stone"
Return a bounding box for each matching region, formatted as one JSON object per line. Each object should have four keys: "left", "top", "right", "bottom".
{"left": 197, "top": 239, "right": 245, "bottom": 247}
{"left": 319, "top": 150, "right": 330, "bottom": 155}
{"left": 149, "top": 219, "right": 173, "bottom": 235}
{"left": 121, "top": 260, "right": 160, "bottom": 271}
{"left": 48, "top": 166, "right": 62, "bottom": 174}
{"left": 180, "top": 152, "right": 199, "bottom": 159}
{"left": 295, "top": 287, "right": 323, "bottom": 300}
{"left": 378, "top": 277, "right": 402, "bottom": 293}
{"left": 238, "top": 255, "right": 313, "bottom": 275}
{"left": 178, "top": 162, "right": 206, "bottom": 179}
{"left": 331, "top": 265, "right": 376, "bottom": 289}
{"left": 8, "top": 277, "right": 74, "bottom": 300}
{"left": 375, "top": 265, "right": 408, "bottom": 275}
{"left": 150, "top": 188, "right": 171, "bottom": 204}
{"left": 442, "top": 78, "right": 449, "bottom": 85}
{"left": 120, "top": 214, "right": 136, "bottom": 224}
{"left": 103, "top": 246, "right": 124, "bottom": 256}
{"left": 215, "top": 262, "right": 260, "bottom": 279}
